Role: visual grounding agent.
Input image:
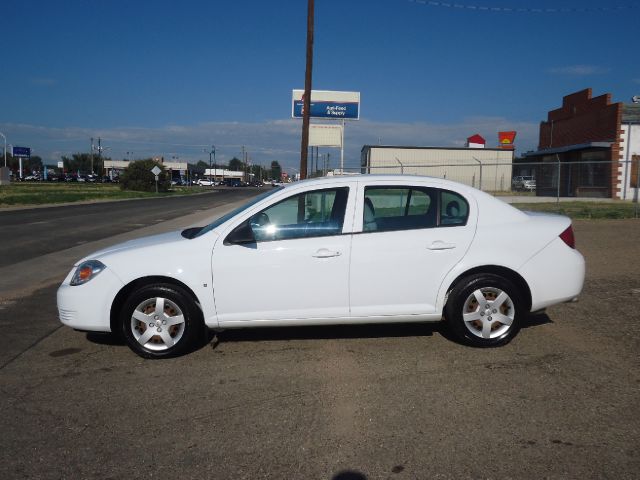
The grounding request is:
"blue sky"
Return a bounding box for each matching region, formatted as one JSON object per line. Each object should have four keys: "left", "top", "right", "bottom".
{"left": 2, "top": 0, "right": 639, "bottom": 171}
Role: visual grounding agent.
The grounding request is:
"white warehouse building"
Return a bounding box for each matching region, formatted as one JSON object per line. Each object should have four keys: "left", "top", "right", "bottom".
{"left": 361, "top": 145, "right": 514, "bottom": 192}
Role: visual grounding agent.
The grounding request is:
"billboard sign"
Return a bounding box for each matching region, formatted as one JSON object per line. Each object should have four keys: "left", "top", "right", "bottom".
{"left": 498, "top": 131, "right": 516, "bottom": 150}
{"left": 292, "top": 90, "right": 360, "bottom": 120}
{"left": 309, "top": 124, "right": 343, "bottom": 147}
{"left": 12, "top": 146, "right": 31, "bottom": 158}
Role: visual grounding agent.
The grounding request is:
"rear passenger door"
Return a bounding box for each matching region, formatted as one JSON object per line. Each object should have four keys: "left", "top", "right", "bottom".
{"left": 350, "top": 184, "right": 476, "bottom": 317}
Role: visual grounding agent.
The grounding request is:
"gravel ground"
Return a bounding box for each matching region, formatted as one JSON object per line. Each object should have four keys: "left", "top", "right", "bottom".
{"left": 1, "top": 219, "right": 639, "bottom": 480}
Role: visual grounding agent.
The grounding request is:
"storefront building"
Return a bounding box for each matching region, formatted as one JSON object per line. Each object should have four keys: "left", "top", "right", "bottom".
{"left": 524, "top": 88, "right": 640, "bottom": 198}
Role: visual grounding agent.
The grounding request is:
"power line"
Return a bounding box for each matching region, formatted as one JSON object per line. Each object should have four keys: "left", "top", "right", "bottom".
{"left": 411, "top": 0, "right": 637, "bottom": 14}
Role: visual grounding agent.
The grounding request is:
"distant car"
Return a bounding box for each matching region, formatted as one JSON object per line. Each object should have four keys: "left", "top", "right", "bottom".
{"left": 512, "top": 176, "right": 535, "bottom": 191}
{"left": 222, "top": 179, "right": 243, "bottom": 187}
{"left": 522, "top": 179, "right": 536, "bottom": 191}
{"left": 197, "top": 179, "right": 215, "bottom": 186}
{"left": 57, "top": 175, "right": 585, "bottom": 358}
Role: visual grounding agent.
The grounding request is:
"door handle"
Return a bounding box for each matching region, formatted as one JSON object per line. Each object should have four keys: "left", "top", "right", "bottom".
{"left": 428, "top": 241, "right": 456, "bottom": 250}
{"left": 312, "top": 248, "right": 342, "bottom": 258}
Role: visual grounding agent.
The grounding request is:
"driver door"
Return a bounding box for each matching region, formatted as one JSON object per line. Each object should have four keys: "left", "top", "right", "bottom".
{"left": 211, "top": 186, "right": 353, "bottom": 324}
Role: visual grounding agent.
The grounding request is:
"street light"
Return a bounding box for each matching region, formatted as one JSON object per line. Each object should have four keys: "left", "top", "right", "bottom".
{"left": 0, "top": 131, "right": 6, "bottom": 167}
{"left": 204, "top": 145, "right": 216, "bottom": 186}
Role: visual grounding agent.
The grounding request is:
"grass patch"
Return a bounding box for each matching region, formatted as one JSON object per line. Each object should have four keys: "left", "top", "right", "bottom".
{"left": 0, "top": 183, "right": 209, "bottom": 207}
{"left": 513, "top": 201, "right": 640, "bottom": 220}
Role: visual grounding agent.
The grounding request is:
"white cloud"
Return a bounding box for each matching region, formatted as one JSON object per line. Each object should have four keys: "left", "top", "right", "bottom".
{"left": 29, "top": 77, "right": 57, "bottom": 86}
{"left": 0, "top": 117, "right": 540, "bottom": 170}
{"left": 547, "top": 65, "right": 610, "bottom": 76}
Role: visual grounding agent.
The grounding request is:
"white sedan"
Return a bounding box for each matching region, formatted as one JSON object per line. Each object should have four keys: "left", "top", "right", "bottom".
{"left": 57, "top": 175, "right": 585, "bottom": 358}
{"left": 197, "top": 178, "right": 216, "bottom": 186}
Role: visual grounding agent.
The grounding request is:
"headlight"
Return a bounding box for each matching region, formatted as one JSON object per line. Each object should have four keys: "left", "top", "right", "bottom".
{"left": 70, "top": 260, "right": 106, "bottom": 286}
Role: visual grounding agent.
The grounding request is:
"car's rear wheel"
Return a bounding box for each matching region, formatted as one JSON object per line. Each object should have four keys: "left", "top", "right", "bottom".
{"left": 120, "top": 283, "right": 204, "bottom": 358}
{"left": 446, "top": 274, "right": 523, "bottom": 347}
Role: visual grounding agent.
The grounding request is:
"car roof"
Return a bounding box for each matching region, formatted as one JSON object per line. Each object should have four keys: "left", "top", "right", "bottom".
{"left": 283, "top": 174, "right": 474, "bottom": 189}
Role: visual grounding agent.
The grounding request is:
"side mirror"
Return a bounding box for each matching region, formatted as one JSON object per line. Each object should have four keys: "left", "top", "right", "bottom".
{"left": 224, "top": 220, "right": 256, "bottom": 245}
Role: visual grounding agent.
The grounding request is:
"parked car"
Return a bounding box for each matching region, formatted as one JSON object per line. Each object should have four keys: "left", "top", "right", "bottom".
{"left": 221, "top": 178, "right": 243, "bottom": 187}
{"left": 57, "top": 175, "right": 585, "bottom": 358}
{"left": 512, "top": 176, "right": 535, "bottom": 191}
{"left": 522, "top": 179, "right": 536, "bottom": 191}
{"left": 197, "top": 178, "right": 215, "bottom": 186}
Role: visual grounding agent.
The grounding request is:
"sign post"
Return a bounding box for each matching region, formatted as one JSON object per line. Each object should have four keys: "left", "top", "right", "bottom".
{"left": 12, "top": 146, "right": 31, "bottom": 180}
{"left": 151, "top": 165, "right": 161, "bottom": 194}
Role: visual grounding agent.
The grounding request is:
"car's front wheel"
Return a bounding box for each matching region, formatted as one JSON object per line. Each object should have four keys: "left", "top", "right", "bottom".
{"left": 120, "top": 283, "right": 204, "bottom": 358}
{"left": 446, "top": 274, "right": 524, "bottom": 347}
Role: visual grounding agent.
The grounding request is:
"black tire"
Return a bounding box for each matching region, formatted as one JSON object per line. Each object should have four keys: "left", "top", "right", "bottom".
{"left": 445, "top": 273, "right": 524, "bottom": 347}
{"left": 120, "top": 283, "right": 204, "bottom": 359}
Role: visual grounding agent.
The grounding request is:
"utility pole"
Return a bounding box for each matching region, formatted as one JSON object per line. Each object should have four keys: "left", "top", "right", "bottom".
{"left": 97, "top": 138, "right": 101, "bottom": 175}
{"left": 299, "top": 0, "right": 314, "bottom": 180}
{"left": 242, "top": 145, "right": 247, "bottom": 182}
{"left": 207, "top": 145, "right": 215, "bottom": 186}
{"left": 90, "top": 137, "right": 94, "bottom": 173}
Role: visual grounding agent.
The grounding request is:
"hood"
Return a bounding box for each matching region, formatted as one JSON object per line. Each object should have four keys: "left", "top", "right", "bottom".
{"left": 77, "top": 229, "right": 217, "bottom": 265}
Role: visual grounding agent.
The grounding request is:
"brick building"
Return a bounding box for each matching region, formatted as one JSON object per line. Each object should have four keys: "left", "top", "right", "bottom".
{"left": 524, "top": 88, "right": 640, "bottom": 198}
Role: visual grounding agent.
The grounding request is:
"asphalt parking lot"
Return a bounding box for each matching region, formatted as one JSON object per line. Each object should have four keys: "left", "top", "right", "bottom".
{"left": 1, "top": 211, "right": 639, "bottom": 479}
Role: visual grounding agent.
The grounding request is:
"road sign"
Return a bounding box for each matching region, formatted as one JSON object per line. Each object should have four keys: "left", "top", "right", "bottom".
{"left": 151, "top": 166, "right": 161, "bottom": 176}
{"left": 57, "top": 161, "right": 64, "bottom": 168}
{"left": 12, "top": 146, "right": 31, "bottom": 158}
{"left": 292, "top": 90, "right": 360, "bottom": 120}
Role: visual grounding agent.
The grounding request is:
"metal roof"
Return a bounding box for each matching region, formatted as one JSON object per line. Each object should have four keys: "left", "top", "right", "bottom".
{"left": 523, "top": 142, "right": 612, "bottom": 157}
{"left": 622, "top": 104, "right": 640, "bottom": 123}
{"left": 361, "top": 145, "right": 507, "bottom": 153}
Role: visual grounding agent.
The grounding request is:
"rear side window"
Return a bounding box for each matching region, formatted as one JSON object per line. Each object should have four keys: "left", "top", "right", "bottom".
{"left": 363, "top": 187, "right": 437, "bottom": 232}
{"left": 439, "top": 190, "right": 469, "bottom": 226}
{"left": 362, "top": 186, "right": 469, "bottom": 232}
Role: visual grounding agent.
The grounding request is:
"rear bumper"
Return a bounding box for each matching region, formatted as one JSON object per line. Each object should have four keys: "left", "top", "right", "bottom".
{"left": 518, "top": 238, "right": 585, "bottom": 312}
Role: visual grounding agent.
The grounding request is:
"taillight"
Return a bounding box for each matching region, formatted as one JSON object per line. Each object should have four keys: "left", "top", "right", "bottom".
{"left": 559, "top": 226, "right": 575, "bottom": 249}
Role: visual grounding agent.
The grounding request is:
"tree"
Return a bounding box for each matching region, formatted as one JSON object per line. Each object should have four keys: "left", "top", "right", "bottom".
{"left": 62, "top": 153, "right": 109, "bottom": 174}
{"left": 250, "top": 164, "right": 265, "bottom": 181}
{"left": 119, "top": 159, "right": 170, "bottom": 192}
{"left": 3, "top": 153, "right": 43, "bottom": 174}
{"left": 228, "top": 157, "right": 244, "bottom": 171}
{"left": 270, "top": 161, "right": 282, "bottom": 181}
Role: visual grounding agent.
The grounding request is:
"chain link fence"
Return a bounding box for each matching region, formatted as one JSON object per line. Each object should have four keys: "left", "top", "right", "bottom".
{"left": 319, "top": 158, "right": 640, "bottom": 205}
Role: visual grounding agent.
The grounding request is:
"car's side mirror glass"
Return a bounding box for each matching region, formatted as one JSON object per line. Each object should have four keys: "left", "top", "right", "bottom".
{"left": 224, "top": 219, "right": 256, "bottom": 245}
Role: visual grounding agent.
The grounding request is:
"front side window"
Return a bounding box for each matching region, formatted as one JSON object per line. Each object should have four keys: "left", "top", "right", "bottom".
{"left": 250, "top": 187, "right": 349, "bottom": 242}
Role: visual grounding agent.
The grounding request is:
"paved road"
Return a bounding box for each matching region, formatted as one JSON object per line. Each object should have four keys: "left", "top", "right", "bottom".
{"left": 1, "top": 197, "right": 639, "bottom": 478}
{"left": 0, "top": 189, "right": 260, "bottom": 268}
{"left": 0, "top": 188, "right": 263, "bottom": 368}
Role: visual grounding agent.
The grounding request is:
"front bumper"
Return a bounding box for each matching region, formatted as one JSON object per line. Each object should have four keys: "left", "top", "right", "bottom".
{"left": 57, "top": 267, "right": 125, "bottom": 332}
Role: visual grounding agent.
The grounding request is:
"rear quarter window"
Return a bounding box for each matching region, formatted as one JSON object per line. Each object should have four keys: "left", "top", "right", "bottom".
{"left": 439, "top": 190, "right": 469, "bottom": 226}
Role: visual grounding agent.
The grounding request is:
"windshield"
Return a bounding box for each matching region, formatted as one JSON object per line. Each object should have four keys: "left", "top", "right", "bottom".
{"left": 193, "top": 187, "right": 284, "bottom": 238}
